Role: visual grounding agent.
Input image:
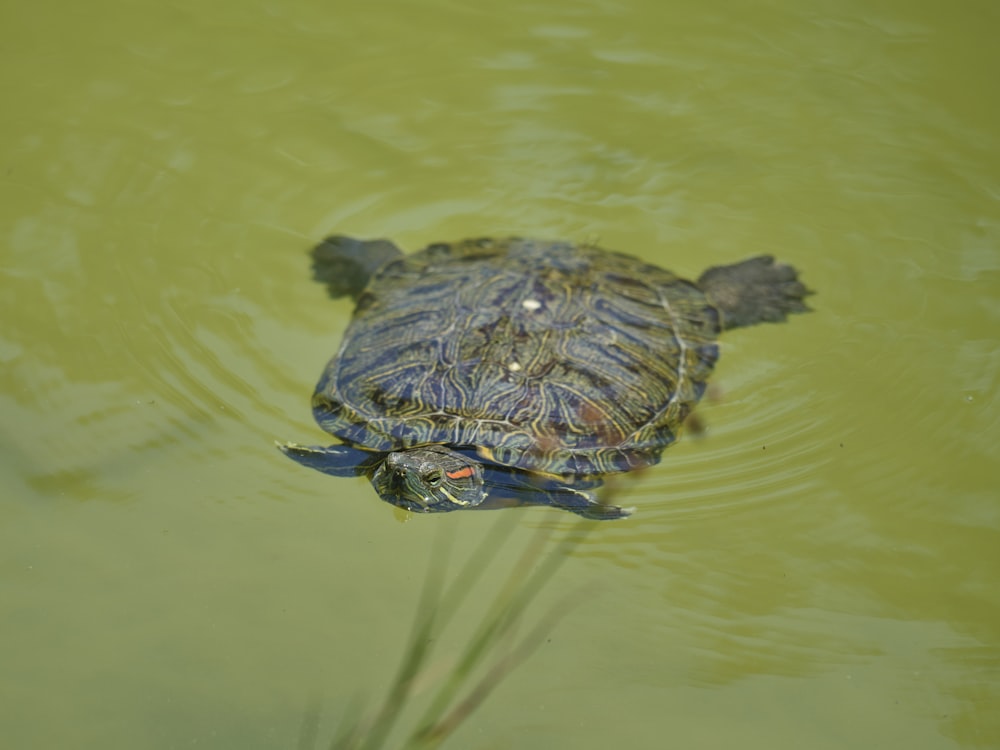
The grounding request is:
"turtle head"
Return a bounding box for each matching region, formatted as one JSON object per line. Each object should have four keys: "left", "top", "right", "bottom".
{"left": 371, "top": 446, "right": 486, "bottom": 513}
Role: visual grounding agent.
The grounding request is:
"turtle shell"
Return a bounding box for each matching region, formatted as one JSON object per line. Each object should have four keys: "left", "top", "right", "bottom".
{"left": 312, "top": 238, "right": 721, "bottom": 477}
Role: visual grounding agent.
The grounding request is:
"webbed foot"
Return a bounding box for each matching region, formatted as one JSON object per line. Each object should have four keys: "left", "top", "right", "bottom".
{"left": 310, "top": 236, "right": 403, "bottom": 301}
{"left": 698, "top": 255, "right": 811, "bottom": 330}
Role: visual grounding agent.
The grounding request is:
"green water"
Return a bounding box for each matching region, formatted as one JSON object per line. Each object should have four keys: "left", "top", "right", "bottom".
{"left": 2, "top": 0, "right": 998, "bottom": 747}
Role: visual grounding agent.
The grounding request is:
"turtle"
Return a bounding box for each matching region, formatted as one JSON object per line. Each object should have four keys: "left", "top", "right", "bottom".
{"left": 279, "top": 236, "right": 811, "bottom": 520}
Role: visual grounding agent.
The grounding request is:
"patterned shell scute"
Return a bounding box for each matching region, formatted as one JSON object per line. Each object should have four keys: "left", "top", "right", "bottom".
{"left": 313, "top": 238, "right": 721, "bottom": 476}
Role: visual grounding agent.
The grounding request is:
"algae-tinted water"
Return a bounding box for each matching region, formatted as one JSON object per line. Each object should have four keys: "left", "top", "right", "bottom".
{"left": 1, "top": 1, "right": 998, "bottom": 747}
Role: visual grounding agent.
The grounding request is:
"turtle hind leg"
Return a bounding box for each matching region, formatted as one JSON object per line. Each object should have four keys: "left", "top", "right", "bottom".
{"left": 309, "top": 236, "right": 403, "bottom": 301}
{"left": 698, "top": 255, "right": 812, "bottom": 331}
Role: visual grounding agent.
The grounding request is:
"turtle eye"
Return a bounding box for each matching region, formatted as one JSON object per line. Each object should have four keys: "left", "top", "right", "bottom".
{"left": 424, "top": 470, "right": 443, "bottom": 488}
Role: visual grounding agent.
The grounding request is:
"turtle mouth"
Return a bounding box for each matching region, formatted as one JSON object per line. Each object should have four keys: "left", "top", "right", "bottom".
{"left": 391, "top": 492, "right": 457, "bottom": 514}
{"left": 374, "top": 464, "right": 452, "bottom": 513}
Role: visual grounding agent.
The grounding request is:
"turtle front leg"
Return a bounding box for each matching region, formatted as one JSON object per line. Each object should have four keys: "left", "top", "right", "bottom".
{"left": 547, "top": 485, "right": 634, "bottom": 521}
{"left": 485, "top": 467, "right": 633, "bottom": 520}
{"left": 277, "top": 441, "right": 380, "bottom": 478}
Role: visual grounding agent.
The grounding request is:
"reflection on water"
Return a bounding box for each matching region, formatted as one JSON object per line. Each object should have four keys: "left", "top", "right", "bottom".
{"left": 1, "top": 0, "right": 998, "bottom": 747}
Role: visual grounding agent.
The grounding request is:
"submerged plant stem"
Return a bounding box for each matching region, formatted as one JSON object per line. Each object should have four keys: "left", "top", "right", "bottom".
{"left": 408, "top": 521, "right": 590, "bottom": 743}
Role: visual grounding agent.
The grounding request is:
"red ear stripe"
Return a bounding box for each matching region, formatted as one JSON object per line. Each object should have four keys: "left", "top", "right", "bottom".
{"left": 446, "top": 466, "right": 476, "bottom": 480}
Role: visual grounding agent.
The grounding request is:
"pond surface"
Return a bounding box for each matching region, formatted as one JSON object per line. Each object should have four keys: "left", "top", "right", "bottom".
{"left": 2, "top": 1, "right": 998, "bottom": 748}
